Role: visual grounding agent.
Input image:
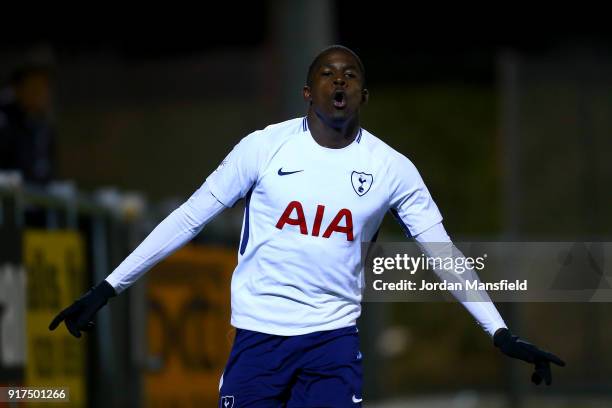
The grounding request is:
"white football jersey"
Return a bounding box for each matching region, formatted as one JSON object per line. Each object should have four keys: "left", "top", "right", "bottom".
{"left": 206, "top": 117, "right": 442, "bottom": 335}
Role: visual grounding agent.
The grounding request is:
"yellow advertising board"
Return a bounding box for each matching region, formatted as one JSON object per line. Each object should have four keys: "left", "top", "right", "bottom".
{"left": 144, "top": 245, "right": 235, "bottom": 407}
{"left": 23, "top": 230, "right": 87, "bottom": 407}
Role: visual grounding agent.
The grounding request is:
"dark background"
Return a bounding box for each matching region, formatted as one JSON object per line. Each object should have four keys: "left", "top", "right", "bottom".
{"left": 1, "top": 2, "right": 611, "bottom": 407}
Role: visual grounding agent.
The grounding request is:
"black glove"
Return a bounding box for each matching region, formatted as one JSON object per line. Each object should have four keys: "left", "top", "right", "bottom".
{"left": 49, "top": 280, "right": 116, "bottom": 338}
{"left": 494, "top": 328, "right": 565, "bottom": 385}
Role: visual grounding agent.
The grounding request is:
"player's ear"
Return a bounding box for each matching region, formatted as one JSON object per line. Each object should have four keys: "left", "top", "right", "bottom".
{"left": 361, "top": 88, "right": 369, "bottom": 105}
{"left": 303, "top": 86, "right": 312, "bottom": 103}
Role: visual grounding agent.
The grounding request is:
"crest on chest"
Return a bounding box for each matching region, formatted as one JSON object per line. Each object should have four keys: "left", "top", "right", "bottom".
{"left": 351, "top": 171, "right": 373, "bottom": 197}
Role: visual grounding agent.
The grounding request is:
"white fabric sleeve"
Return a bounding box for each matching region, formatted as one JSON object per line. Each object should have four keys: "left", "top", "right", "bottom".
{"left": 105, "top": 182, "right": 226, "bottom": 293}
{"left": 206, "top": 131, "right": 266, "bottom": 207}
{"left": 389, "top": 153, "right": 443, "bottom": 237}
{"left": 413, "top": 222, "right": 507, "bottom": 337}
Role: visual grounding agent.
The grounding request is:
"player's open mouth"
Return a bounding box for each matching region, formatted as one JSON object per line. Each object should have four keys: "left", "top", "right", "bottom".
{"left": 333, "top": 90, "right": 346, "bottom": 108}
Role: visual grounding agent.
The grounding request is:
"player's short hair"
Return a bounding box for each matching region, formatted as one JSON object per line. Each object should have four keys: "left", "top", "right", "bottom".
{"left": 306, "top": 45, "right": 366, "bottom": 88}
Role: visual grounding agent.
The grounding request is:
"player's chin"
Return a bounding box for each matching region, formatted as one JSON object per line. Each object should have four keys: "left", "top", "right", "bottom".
{"left": 317, "top": 105, "right": 356, "bottom": 126}
{"left": 330, "top": 105, "right": 356, "bottom": 119}
{"left": 327, "top": 110, "right": 351, "bottom": 126}
{"left": 331, "top": 108, "right": 348, "bottom": 117}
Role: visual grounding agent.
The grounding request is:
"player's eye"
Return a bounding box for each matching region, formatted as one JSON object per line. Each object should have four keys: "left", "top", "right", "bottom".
{"left": 345, "top": 72, "right": 356, "bottom": 78}
{"left": 321, "top": 71, "right": 333, "bottom": 77}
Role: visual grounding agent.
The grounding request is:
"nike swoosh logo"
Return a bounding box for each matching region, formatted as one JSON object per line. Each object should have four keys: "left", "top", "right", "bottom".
{"left": 278, "top": 168, "right": 304, "bottom": 176}
{"left": 352, "top": 395, "right": 363, "bottom": 403}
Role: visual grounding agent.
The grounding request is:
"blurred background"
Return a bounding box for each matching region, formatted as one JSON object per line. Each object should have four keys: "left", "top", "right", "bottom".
{"left": 0, "top": 2, "right": 611, "bottom": 407}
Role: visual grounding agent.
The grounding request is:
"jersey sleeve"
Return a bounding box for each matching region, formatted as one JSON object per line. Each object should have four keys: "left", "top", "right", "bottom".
{"left": 206, "top": 131, "right": 266, "bottom": 207}
{"left": 414, "top": 222, "right": 507, "bottom": 337}
{"left": 388, "top": 153, "right": 443, "bottom": 237}
{"left": 105, "top": 182, "right": 226, "bottom": 293}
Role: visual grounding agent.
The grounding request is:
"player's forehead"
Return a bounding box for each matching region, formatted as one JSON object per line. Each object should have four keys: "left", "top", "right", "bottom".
{"left": 314, "top": 49, "right": 362, "bottom": 72}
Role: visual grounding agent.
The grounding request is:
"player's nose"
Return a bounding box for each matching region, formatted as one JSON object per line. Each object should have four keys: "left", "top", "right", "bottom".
{"left": 333, "top": 76, "right": 346, "bottom": 87}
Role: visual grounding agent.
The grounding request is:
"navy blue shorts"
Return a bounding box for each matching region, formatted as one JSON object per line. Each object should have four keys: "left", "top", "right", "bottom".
{"left": 218, "top": 326, "right": 363, "bottom": 407}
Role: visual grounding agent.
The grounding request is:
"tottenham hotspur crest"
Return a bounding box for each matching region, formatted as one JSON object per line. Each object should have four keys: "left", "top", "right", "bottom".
{"left": 220, "top": 396, "right": 234, "bottom": 408}
{"left": 351, "top": 171, "right": 373, "bottom": 197}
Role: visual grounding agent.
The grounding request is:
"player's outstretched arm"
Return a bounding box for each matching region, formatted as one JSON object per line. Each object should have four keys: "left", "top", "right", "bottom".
{"left": 413, "top": 222, "right": 508, "bottom": 337}
{"left": 49, "top": 182, "right": 226, "bottom": 338}
{"left": 493, "top": 327, "right": 566, "bottom": 385}
{"left": 413, "top": 222, "right": 566, "bottom": 385}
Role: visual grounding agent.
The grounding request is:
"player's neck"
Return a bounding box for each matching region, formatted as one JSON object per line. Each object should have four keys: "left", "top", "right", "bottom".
{"left": 306, "top": 110, "right": 360, "bottom": 149}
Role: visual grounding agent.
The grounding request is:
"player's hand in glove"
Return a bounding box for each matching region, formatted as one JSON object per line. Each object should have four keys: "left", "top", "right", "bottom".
{"left": 48, "top": 280, "right": 116, "bottom": 338}
{"left": 494, "top": 328, "right": 565, "bottom": 385}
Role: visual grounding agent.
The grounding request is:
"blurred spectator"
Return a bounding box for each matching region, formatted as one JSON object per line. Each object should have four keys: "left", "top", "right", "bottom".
{"left": 0, "top": 64, "right": 56, "bottom": 185}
